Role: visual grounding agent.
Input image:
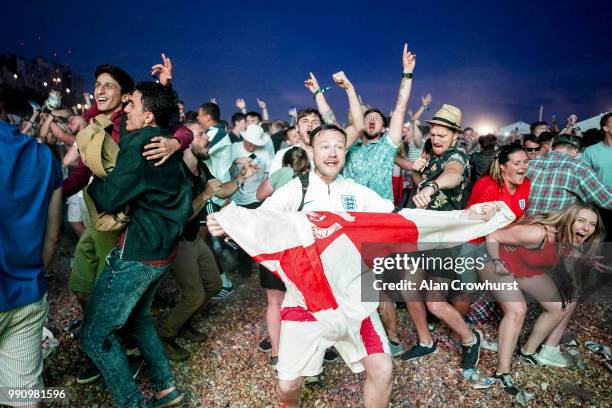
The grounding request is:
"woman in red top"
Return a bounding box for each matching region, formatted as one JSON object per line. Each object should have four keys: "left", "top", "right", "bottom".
{"left": 457, "top": 142, "right": 530, "bottom": 325}
{"left": 483, "top": 202, "right": 604, "bottom": 393}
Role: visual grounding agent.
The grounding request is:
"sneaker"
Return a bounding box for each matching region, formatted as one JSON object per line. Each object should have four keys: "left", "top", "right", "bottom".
{"left": 211, "top": 285, "right": 235, "bottom": 300}
{"left": 323, "top": 348, "right": 339, "bottom": 363}
{"left": 161, "top": 337, "right": 190, "bottom": 361}
{"left": 389, "top": 339, "right": 404, "bottom": 357}
{"left": 76, "top": 359, "right": 101, "bottom": 384}
{"left": 178, "top": 324, "right": 208, "bottom": 343}
{"left": 149, "top": 387, "right": 184, "bottom": 408}
{"left": 461, "top": 329, "right": 483, "bottom": 370}
{"left": 258, "top": 338, "right": 272, "bottom": 353}
{"left": 400, "top": 342, "right": 438, "bottom": 361}
{"left": 269, "top": 356, "right": 278, "bottom": 370}
{"left": 518, "top": 347, "right": 541, "bottom": 365}
{"left": 128, "top": 354, "right": 145, "bottom": 379}
{"left": 304, "top": 374, "right": 323, "bottom": 385}
{"left": 493, "top": 372, "right": 520, "bottom": 395}
{"left": 535, "top": 345, "right": 570, "bottom": 368}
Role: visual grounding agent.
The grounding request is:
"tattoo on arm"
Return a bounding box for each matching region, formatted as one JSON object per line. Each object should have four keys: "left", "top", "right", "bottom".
{"left": 322, "top": 111, "right": 337, "bottom": 125}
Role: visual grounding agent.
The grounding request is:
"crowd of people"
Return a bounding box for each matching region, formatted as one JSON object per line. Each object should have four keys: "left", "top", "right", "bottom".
{"left": 1, "top": 45, "right": 611, "bottom": 408}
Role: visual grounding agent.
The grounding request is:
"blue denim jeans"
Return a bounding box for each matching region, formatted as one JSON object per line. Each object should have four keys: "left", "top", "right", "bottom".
{"left": 80, "top": 247, "right": 175, "bottom": 407}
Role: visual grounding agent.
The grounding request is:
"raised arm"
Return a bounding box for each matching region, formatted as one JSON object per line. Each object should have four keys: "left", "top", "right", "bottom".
{"left": 411, "top": 93, "right": 431, "bottom": 123}
{"left": 304, "top": 72, "right": 337, "bottom": 125}
{"left": 388, "top": 43, "right": 416, "bottom": 146}
{"left": 236, "top": 98, "right": 247, "bottom": 114}
{"left": 332, "top": 71, "right": 364, "bottom": 148}
{"left": 257, "top": 98, "right": 270, "bottom": 122}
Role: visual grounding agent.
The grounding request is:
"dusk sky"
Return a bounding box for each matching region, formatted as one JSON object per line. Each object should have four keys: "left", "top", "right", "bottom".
{"left": 2, "top": 0, "right": 611, "bottom": 132}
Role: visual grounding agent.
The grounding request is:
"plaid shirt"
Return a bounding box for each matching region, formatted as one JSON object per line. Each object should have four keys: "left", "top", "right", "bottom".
{"left": 526, "top": 151, "right": 612, "bottom": 215}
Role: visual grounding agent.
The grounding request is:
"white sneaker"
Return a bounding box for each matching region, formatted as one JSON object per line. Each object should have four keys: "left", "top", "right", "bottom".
{"left": 535, "top": 345, "right": 570, "bottom": 368}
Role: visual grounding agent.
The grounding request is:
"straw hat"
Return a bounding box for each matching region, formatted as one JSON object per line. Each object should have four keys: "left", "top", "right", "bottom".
{"left": 76, "top": 114, "right": 119, "bottom": 178}
{"left": 426, "top": 104, "right": 463, "bottom": 134}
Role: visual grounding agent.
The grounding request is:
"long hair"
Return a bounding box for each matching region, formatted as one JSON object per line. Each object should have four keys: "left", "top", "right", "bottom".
{"left": 282, "top": 146, "right": 311, "bottom": 176}
{"left": 486, "top": 140, "right": 525, "bottom": 187}
{"left": 517, "top": 201, "right": 604, "bottom": 259}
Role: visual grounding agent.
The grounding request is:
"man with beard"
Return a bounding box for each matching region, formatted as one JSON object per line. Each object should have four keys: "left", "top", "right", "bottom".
{"left": 309, "top": 45, "right": 415, "bottom": 202}
{"left": 159, "top": 118, "right": 257, "bottom": 360}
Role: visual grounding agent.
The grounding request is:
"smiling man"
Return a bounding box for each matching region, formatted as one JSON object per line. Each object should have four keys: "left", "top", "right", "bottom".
{"left": 80, "top": 81, "right": 192, "bottom": 408}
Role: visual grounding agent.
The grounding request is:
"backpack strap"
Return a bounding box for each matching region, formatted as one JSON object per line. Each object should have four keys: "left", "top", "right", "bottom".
{"left": 297, "top": 173, "right": 310, "bottom": 211}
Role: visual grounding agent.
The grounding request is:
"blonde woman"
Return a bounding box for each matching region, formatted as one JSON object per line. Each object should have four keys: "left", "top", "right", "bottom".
{"left": 483, "top": 202, "right": 604, "bottom": 393}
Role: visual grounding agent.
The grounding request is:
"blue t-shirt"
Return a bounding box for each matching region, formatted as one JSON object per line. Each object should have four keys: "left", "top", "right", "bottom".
{"left": 0, "top": 122, "right": 62, "bottom": 312}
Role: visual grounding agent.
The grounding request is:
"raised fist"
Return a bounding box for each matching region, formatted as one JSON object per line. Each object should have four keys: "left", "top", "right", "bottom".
{"left": 332, "top": 71, "right": 352, "bottom": 90}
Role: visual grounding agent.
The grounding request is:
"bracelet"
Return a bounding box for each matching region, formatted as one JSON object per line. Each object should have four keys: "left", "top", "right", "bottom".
{"left": 312, "top": 86, "right": 331, "bottom": 99}
{"left": 402, "top": 72, "right": 414, "bottom": 79}
{"left": 424, "top": 181, "right": 439, "bottom": 194}
{"left": 422, "top": 105, "right": 429, "bottom": 110}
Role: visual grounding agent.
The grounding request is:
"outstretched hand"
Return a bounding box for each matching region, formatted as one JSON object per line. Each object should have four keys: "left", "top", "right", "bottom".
{"left": 150, "top": 53, "right": 173, "bottom": 86}
{"left": 421, "top": 93, "right": 432, "bottom": 107}
{"left": 402, "top": 43, "right": 416, "bottom": 73}
{"left": 332, "top": 71, "right": 352, "bottom": 90}
{"left": 463, "top": 203, "right": 500, "bottom": 221}
{"left": 257, "top": 98, "right": 267, "bottom": 109}
{"left": 304, "top": 72, "right": 321, "bottom": 94}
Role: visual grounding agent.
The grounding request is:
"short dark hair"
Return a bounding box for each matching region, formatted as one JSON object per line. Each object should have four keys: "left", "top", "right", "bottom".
{"left": 177, "top": 100, "right": 185, "bottom": 106}
{"left": 363, "top": 108, "right": 388, "bottom": 127}
{"left": 600, "top": 112, "right": 612, "bottom": 130}
{"left": 184, "top": 111, "right": 199, "bottom": 125}
{"left": 537, "top": 131, "right": 554, "bottom": 144}
{"left": 184, "top": 110, "right": 198, "bottom": 123}
{"left": 246, "top": 111, "right": 262, "bottom": 122}
{"left": 282, "top": 146, "right": 311, "bottom": 176}
{"left": 231, "top": 112, "right": 246, "bottom": 126}
{"left": 464, "top": 127, "right": 474, "bottom": 133}
{"left": 522, "top": 134, "right": 539, "bottom": 146}
{"left": 200, "top": 102, "right": 220, "bottom": 122}
{"left": 530, "top": 121, "right": 547, "bottom": 133}
{"left": 297, "top": 108, "right": 323, "bottom": 123}
{"left": 95, "top": 64, "right": 134, "bottom": 95}
{"left": 478, "top": 134, "right": 497, "bottom": 150}
{"left": 309, "top": 124, "right": 347, "bottom": 145}
{"left": 134, "top": 82, "right": 176, "bottom": 129}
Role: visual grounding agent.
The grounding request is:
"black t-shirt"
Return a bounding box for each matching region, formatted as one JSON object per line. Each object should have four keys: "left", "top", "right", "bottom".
{"left": 181, "top": 161, "right": 216, "bottom": 241}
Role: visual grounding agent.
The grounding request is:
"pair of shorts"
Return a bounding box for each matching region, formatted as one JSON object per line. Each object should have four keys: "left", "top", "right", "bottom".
{"left": 67, "top": 194, "right": 85, "bottom": 223}
{"left": 276, "top": 312, "right": 389, "bottom": 380}
{"left": 0, "top": 294, "right": 48, "bottom": 406}
{"left": 259, "top": 265, "right": 286, "bottom": 291}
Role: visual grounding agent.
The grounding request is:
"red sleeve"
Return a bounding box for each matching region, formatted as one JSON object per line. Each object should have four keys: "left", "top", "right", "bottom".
{"left": 171, "top": 125, "right": 194, "bottom": 152}
{"left": 466, "top": 176, "right": 500, "bottom": 207}
{"left": 61, "top": 157, "right": 93, "bottom": 198}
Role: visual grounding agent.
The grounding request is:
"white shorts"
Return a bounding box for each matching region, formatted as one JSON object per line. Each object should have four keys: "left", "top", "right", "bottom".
{"left": 276, "top": 311, "right": 389, "bottom": 381}
{"left": 67, "top": 195, "right": 84, "bottom": 223}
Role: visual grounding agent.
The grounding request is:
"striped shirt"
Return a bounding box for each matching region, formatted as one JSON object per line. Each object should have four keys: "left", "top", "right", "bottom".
{"left": 525, "top": 151, "right": 612, "bottom": 215}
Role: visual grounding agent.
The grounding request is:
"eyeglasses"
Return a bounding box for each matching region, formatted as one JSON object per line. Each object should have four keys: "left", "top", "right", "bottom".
{"left": 525, "top": 147, "right": 540, "bottom": 152}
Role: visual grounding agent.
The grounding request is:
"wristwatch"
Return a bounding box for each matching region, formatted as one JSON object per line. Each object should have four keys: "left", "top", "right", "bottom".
{"left": 423, "top": 181, "right": 439, "bottom": 194}
{"left": 402, "top": 72, "right": 414, "bottom": 79}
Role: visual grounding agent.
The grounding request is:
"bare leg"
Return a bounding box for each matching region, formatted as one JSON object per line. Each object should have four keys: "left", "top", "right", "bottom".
{"left": 401, "top": 268, "right": 432, "bottom": 344}
{"left": 361, "top": 353, "right": 393, "bottom": 408}
{"left": 265, "top": 289, "right": 285, "bottom": 356}
{"left": 544, "top": 301, "right": 576, "bottom": 347}
{"left": 277, "top": 377, "right": 304, "bottom": 408}
{"left": 477, "top": 262, "right": 526, "bottom": 374}
{"left": 517, "top": 275, "right": 568, "bottom": 353}
{"left": 378, "top": 292, "right": 398, "bottom": 342}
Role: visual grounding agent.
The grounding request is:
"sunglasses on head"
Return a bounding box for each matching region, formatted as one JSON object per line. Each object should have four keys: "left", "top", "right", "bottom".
{"left": 525, "top": 147, "right": 540, "bottom": 152}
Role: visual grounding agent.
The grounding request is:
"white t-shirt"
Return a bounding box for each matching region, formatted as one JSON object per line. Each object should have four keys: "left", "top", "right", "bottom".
{"left": 231, "top": 141, "right": 272, "bottom": 205}
{"left": 262, "top": 171, "right": 395, "bottom": 213}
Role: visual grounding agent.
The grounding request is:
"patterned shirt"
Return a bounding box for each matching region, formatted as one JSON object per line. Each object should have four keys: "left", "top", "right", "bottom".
{"left": 418, "top": 145, "right": 470, "bottom": 211}
{"left": 526, "top": 151, "right": 612, "bottom": 215}
{"left": 343, "top": 134, "right": 398, "bottom": 200}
